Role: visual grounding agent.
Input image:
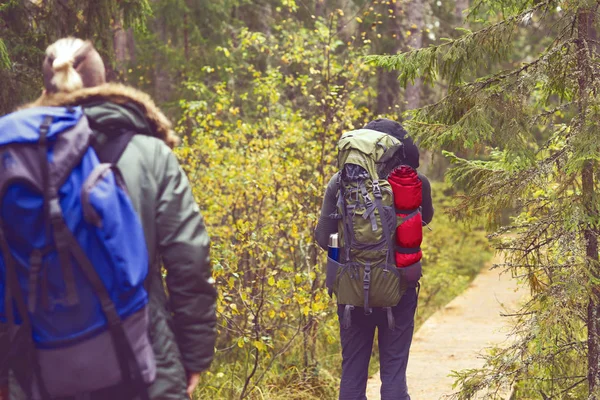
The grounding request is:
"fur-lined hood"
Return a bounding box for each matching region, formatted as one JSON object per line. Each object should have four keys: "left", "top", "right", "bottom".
{"left": 23, "top": 83, "right": 179, "bottom": 148}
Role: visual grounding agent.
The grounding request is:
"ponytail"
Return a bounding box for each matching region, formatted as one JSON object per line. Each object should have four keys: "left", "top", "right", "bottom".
{"left": 46, "top": 38, "right": 85, "bottom": 93}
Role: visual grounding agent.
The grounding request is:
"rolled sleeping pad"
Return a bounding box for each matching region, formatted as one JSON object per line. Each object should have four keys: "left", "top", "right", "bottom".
{"left": 388, "top": 166, "right": 423, "bottom": 268}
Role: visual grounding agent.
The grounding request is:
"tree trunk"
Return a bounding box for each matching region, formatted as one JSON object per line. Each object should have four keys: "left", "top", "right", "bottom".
{"left": 376, "top": 70, "right": 400, "bottom": 115}
{"left": 241, "top": 0, "right": 272, "bottom": 36}
{"left": 126, "top": 28, "right": 136, "bottom": 64}
{"left": 454, "top": 0, "right": 468, "bottom": 23}
{"left": 315, "top": 0, "right": 325, "bottom": 18}
{"left": 184, "top": 11, "right": 189, "bottom": 61}
{"left": 578, "top": 9, "right": 600, "bottom": 396}
{"left": 404, "top": 0, "right": 424, "bottom": 110}
{"left": 260, "top": 1, "right": 272, "bottom": 37}
{"left": 404, "top": 0, "right": 428, "bottom": 171}
{"left": 585, "top": 159, "right": 600, "bottom": 397}
{"left": 154, "top": 14, "right": 170, "bottom": 103}
{"left": 376, "top": 1, "right": 401, "bottom": 114}
{"left": 112, "top": 10, "right": 127, "bottom": 81}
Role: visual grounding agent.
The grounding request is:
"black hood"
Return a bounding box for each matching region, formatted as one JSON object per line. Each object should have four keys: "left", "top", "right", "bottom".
{"left": 364, "top": 118, "right": 420, "bottom": 169}
{"left": 83, "top": 101, "right": 154, "bottom": 137}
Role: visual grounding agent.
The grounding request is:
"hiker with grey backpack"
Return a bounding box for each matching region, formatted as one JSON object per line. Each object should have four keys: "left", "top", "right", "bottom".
{"left": 315, "top": 119, "right": 434, "bottom": 400}
{"left": 0, "top": 38, "right": 216, "bottom": 400}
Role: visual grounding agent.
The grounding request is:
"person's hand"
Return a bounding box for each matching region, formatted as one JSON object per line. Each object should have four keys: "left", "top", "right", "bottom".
{"left": 187, "top": 372, "right": 201, "bottom": 397}
{"left": 0, "top": 385, "right": 8, "bottom": 400}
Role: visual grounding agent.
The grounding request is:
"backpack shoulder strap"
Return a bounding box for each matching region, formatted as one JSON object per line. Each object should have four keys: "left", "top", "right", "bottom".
{"left": 0, "top": 224, "right": 51, "bottom": 399}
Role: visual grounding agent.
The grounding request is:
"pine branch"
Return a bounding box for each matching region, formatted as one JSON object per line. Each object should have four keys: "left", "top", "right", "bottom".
{"left": 366, "top": 0, "right": 557, "bottom": 86}
{"left": 396, "top": 38, "right": 578, "bottom": 152}
{"left": 0, "top": 39, "right": 10, "bottom": 70}
{"left": 469, "top": 0, "right": 536, "bottom": 21}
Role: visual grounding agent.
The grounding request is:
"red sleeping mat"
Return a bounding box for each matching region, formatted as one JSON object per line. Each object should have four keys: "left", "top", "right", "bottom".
{"left": 388, "top": 166, "right": 423, "bottom": 268}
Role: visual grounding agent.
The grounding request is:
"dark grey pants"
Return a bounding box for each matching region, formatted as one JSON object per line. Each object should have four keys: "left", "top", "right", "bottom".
{"left": 337, "top": 288, "right": 417, "bottom": 400}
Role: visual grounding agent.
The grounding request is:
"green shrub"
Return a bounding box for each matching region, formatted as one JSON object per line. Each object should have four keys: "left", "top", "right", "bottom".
{"left": 176, "top": 17, "right": 492, "bottom": 400}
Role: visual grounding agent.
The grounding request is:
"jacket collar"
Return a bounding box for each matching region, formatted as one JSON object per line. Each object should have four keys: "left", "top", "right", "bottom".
{"left": 21, "top": 83, "right": 179, "bottom": 148}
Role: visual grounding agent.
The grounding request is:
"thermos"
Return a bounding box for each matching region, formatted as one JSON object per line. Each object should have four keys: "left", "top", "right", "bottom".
{"left": 328, "top": 233, "right": 340, "bottom": 261}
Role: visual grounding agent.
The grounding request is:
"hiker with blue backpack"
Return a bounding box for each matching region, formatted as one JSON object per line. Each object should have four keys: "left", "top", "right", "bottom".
{"left": 315, "top": 119, "right": 434, "bottom": 400}
{"left": 0, "top": 38, "right": 216, "bottom": 400}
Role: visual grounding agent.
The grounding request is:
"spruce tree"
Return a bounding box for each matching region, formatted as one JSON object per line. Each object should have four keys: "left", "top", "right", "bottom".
{"left": 370, "top": 0, "right": 600, "bottom": 397}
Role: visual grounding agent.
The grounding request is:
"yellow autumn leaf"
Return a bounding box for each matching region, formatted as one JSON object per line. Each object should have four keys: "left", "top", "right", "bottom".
{"left": 302, "top": 305, "right": 310, "bottom": 316}
{"left": 253, "top": 341, "right": 267, "bottom": 352}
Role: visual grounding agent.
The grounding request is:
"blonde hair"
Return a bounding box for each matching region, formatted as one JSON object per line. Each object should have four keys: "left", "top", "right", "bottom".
{"left": 45, "top": 38, "right": 86, "bottom": 93}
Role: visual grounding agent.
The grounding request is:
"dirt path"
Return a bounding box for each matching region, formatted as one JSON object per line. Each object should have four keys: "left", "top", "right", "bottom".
{"left": 365, "top": 256, "right": 524, "bottom": 399}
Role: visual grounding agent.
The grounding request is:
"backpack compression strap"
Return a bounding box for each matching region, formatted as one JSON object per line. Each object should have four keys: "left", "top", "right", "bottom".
{"left": 336, "top": 174, "right": 353, "bottom": 264}
{"left": 39, "top": 117, "right": 79, "bottom": 310}
{"left": 0, "top": 226, "right": 51, "bottom": 400}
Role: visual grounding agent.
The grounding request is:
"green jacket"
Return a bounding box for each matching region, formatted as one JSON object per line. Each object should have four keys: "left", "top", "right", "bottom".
{"left": 2, "top": 84, "right": 216, "bottom": 399}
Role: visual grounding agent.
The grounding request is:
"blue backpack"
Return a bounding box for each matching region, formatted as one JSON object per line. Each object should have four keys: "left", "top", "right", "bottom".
{"left": 0, "top": 106, "right": 152, "bottom": 399}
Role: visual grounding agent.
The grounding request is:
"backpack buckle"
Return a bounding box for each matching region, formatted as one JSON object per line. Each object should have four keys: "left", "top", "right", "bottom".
{"left": 372, "top": 181, "right": 382, "bottom": 198}
{"left": 363, "top": 266, "right": 371, "bottom": 289}
{"left": 328, "top": 212, "right": 342, "bottom": 220}
{"left": 48, "top": 198, "right": 63, "bottom": 222}
{"left": 359, "top": 182, "right": 373, "bottom": 206}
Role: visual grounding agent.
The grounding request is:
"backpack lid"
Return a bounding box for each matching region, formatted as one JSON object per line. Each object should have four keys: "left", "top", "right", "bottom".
{"left": 338, "top": 129, "right": 402, "bottom": 177}
{"left": 338, "top": 129, "right": 392, "bottom": 151}
{"left": 0, "top": 106, "right": 83, "bottom": 146}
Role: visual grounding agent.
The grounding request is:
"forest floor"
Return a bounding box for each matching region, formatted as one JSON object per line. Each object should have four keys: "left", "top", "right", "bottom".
{"left": 365, "top": 255, "right": 525, "bottom": 399}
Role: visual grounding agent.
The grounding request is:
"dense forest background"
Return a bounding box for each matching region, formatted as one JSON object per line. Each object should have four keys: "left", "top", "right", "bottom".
{"left": 6, "top": 0, "right": 600, "bottom": 399}
{"left": 0, "top": 2, "right": 492, "bottom": 399}
{"left": 0, "top": 0, "right": 471, "bottom": 125}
